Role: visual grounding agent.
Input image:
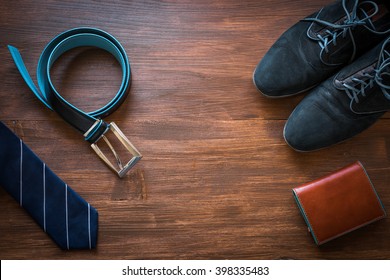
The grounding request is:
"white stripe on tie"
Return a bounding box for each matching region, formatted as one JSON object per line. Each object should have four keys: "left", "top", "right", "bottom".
{"left": 65, "top": 184, "right": 69, "bottom": 250}
{"left": 43, "top": 163, "right": 46, "bottom": 232}
{"left": 88, "top": 203, "right": 91, "bottom": 249}
{"left": 19, "top": 139, "right": 23, "bottom": 206}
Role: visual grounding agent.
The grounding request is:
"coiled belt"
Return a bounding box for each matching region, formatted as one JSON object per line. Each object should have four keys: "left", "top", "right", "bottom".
{"left": 8, "top": 27, "right": 142, "bottom": 178}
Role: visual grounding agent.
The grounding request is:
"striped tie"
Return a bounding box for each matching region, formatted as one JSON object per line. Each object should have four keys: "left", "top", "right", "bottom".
{"left": 0, "top": 121, "right": 98, "bottom": 249}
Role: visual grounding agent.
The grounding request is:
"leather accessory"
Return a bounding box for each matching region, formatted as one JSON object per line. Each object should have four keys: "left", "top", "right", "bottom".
{"left": 284, "top": 35, "right": 390, "bottom": 152}
{"left": 0, "top": 121, "right": 98, "bottom": 249}
{"left": 8, "top": 27, "right": 142, "bottom": 178}
{"left": 292, "top": 161, "right": 386, "bottom": 245}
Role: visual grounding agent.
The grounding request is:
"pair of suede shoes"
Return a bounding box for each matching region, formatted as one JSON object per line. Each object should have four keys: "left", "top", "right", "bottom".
{"left": 253, "top": 0, "right": 390, "bottom": 151}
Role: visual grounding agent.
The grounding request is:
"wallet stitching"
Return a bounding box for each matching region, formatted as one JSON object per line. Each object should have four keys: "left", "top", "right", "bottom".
{"left": 292, "top": 189, "right": 320, "bottom": 245}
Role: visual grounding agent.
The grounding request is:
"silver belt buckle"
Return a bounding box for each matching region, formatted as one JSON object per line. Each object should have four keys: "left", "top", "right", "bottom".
{"left": 90, "top": 122, "right": 142, "bottom": 178}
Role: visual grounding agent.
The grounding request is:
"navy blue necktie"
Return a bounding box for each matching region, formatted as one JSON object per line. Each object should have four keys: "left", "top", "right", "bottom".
{"left": 0, "top": 121, "right": 98, "bottom": 249}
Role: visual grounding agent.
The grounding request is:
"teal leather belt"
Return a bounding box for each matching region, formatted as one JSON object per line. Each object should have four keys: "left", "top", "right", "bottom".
{"left": 8, "top": 27, "right": 142, "bottom": 178}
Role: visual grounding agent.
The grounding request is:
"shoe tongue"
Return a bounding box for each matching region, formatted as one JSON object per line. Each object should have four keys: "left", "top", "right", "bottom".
{"left": 357, "top": 1, "right": 390, "bottom": 32}
{"left": 334, "top": 40, "right": 385, "bottom": 90}
{"left": 352, "top": 40, "right": 390, "bottom": 113}
{"left": 351, "top": 65, "right": 390, "bottom": 113}
{"left": 351, "top": 84, "right": 390, "bottom": 113}
{"left": 307, "top": 0, "right": 355, "bottom": 40}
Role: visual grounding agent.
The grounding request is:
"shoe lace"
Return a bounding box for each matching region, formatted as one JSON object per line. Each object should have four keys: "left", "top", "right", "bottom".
{"left": 303, "top": 0, "right": 385, "bottom": 64}
{"left": 342, "top": 37, "right": 390, "bottom": 103}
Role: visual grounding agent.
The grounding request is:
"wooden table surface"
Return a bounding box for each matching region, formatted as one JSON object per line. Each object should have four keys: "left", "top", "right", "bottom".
{"left": 0, "top": 0, "right": 389, "bottom": 260}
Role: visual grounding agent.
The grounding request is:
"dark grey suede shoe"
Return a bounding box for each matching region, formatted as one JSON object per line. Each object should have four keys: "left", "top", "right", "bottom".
{"left": 283, "top": 36, "right": 390, "bottom": 151}
{"left": 253, "top": 0, "right": 390, "bottom": 97}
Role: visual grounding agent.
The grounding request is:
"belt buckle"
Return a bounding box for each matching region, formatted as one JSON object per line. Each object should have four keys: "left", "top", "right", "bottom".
{"left": 91, "top": 122, "right": 142, "bottom": 178}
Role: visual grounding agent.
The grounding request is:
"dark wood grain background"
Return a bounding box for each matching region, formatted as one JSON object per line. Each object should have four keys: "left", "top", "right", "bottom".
{"left": 0, "top": 0, "right": 389, "bottom": 260}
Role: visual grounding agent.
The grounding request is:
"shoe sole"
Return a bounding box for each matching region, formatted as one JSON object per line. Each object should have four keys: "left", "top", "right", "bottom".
{"left": 281, "top": 102, "right": 342, "bottom": 153}
{"left": 282, "top": 107, "right": 381, "bottom": 152}
{"left": 282, "top": 123, "right": 368, "bottom": 152}
{"left": 252, "top": 66, "right": 318, "bottom": 98}
{"left": 282, "top": 122, "right": 319, "bottom": 152}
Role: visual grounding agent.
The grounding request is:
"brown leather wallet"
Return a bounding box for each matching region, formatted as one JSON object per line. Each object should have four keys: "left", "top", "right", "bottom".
{"left": 292, "top": 161, "right": 386, "bottom": 245}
